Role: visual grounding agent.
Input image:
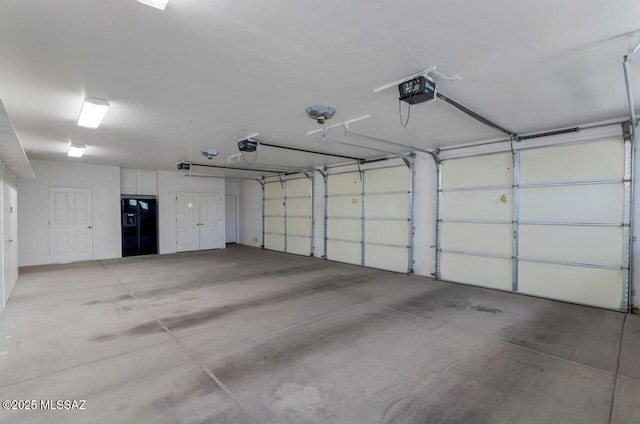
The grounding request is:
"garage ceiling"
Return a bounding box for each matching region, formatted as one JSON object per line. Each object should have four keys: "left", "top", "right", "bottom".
{"left": 0, "top": 0, "right": 639, "bottom": 172}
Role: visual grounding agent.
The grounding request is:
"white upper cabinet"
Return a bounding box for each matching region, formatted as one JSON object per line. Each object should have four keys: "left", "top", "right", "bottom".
{"left": 120, "top": 168, "right": 157, "bottom": 195}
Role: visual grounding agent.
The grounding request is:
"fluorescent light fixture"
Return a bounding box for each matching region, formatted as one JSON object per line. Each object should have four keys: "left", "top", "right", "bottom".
{"left": 77, "top": 97, "right": 110, "bottom": 128}
{"left": 67, "top": 144, "right": 86, "bottom": 158}
{"left": 137, "top": 0, "right": 170, "bottom": 10}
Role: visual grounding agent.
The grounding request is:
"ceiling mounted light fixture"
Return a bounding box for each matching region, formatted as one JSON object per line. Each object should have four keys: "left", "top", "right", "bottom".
{"left": 137, "top": 0, "right": 170, "bottom": 10}
{"left": 306, "top": 105, "right": 336, "bottom": 125}
{"left": 67, "top": 143, "right": 86, "bottom": 158}
{"left": 77, "top": 97, "right": 110, "bottom": 128}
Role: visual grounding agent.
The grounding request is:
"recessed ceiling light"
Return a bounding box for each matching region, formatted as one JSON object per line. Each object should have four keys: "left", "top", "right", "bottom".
{"left": 67, "top": 143, "right": 86, "bottom": 158}
{"left": 77, "top": 97, "right": 110, "bottom": 129}
{"left": 137, "top": 0, "right": 170, "bottom": 10}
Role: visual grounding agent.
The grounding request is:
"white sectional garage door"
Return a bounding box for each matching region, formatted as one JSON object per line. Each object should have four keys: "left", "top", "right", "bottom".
{"left": 263, "top": 177, "right": 312, "bottom": 256}
{"left": 326, "top": 165, "right": 412, "bottom": 273}
{"left": 438, "top": 137, "right": 631, "bottom": 310}
{"left": 439, "top": 153, "right": 515, "bottom": 291}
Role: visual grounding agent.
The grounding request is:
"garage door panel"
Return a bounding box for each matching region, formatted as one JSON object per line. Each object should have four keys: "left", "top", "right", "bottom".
{"left": 519, "top": 225, "right": 623, "bottom": 266}
{"left": 326, "top": 166, "right": 410, "bottom": 273}
{"left": 327, "top": 240, "right": 361, "bottom": 265}
{"left": 328, "top": 173, "right": 362, "bottom": 195}
{"left": 440, "top": 253, "right": 512, "bottom": 291}
{"left": 265, "top": 182, "right": 284, "bottom": 198}
{"left": 264, "top": 178, "right": 311, "bottom": 256}
{"left": 265, "top": 199, "right": 285, "bottom": 215}
{"left": 264, "top": 233, "right": 285, "bottom": 251}
{"left": 288, "top": 217, "right": 311, "bottom": 237}
{"left": 442, "top": 153, "right": 512, "bottom": 188}
{"left": 364, "top": 245, "right": 408, "bottom": 273}
{"left": 365, "top": 194, "right": 409, "bottom": 218}
{"left": 441, "top": 222, "right": 512, "bottom": 256}
{"left": 286, "top": 198, "right": 311, "bottom": 215}
{"left": 439, "top": 138, "right": 629, "bottom": 310}
{"left": 518, "top": 262, "right": 622, "bottom": 309}
{"left": 286, "top": 236, "right": 310, "bottom": 256}
{"left": 519, "top": 184, "right": 624, "bottom": 223}
{"left": 520, "top": 139, "right": 624, "bottom": 183}
{"left": 366, "top": 167, "right": 410, "bottom": 192}
{"left": 365, "top": 221, "right": 409, "bottom": 245}
{"left": 264, "top": 217, "right": 285, "bottom": 234}
{"left": 328, "top": 196, "right": 362, "bottom": 217}
{"left": 327, "top": 219, "right": 361, "bottom": 241}
{"left": 287, "top": 179, "right": 311, "bottom": 197}
{"left": 442, "top": 189, "right": 513, "bottom": 221}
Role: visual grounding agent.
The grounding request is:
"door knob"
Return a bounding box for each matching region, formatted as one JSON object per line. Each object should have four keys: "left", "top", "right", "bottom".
{"left": 87, "top": 226, "right": 92, "bottom": 229}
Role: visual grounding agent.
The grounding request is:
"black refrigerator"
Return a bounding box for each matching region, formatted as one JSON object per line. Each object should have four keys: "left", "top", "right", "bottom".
{"left": 121, "top": 198, "right": 158, "bottom": 257}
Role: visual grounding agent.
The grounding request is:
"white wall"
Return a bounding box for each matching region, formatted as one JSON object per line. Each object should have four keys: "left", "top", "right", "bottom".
{"left": 633, "top": 139, "right": 640, "bottom": 310}
{"left": 0, "top": 166, "right": 18, "bottom": 314}
{"left": 225, "top": 179, "right": 240, "bottom": 243}
{"left": 413, "top": 153, "right": 438, "bottom": 277}
{"left": 225, "top": 179, "right": 239, "bottom": 197}
{"left": 18, "top": 160, "right": 121, "bottom": 266}
{"left": 0, "top": 170, "right": 5, "bottom": 311}
{"left": 238, "top": 179, "right": 262, "bottom": 247}
{"left": 312, "top": 170, "right": 325, "bottom": 258}
{"left": 157, "top": 171, "right": 225, "bottom": 254}
{"left": 3, "top": 169, "right": 18, "bottom": 303}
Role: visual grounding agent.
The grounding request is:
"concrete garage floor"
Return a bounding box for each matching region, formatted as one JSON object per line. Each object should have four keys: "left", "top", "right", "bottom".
{"left": 0, "top": 245, "right": 638, "bottom": 423}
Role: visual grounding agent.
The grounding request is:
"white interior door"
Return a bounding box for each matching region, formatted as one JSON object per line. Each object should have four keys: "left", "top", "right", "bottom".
{"left": 176, "top": 192, "right": 199, "bottom": 252}
{"left": 199, "top": 193, "right": 223, "bottom": 250}
{"left": 225, "top": 195, "right": 237, "bottom": 243}
{"left": 48, "top": 187, "right": 93, "bottom": 263}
